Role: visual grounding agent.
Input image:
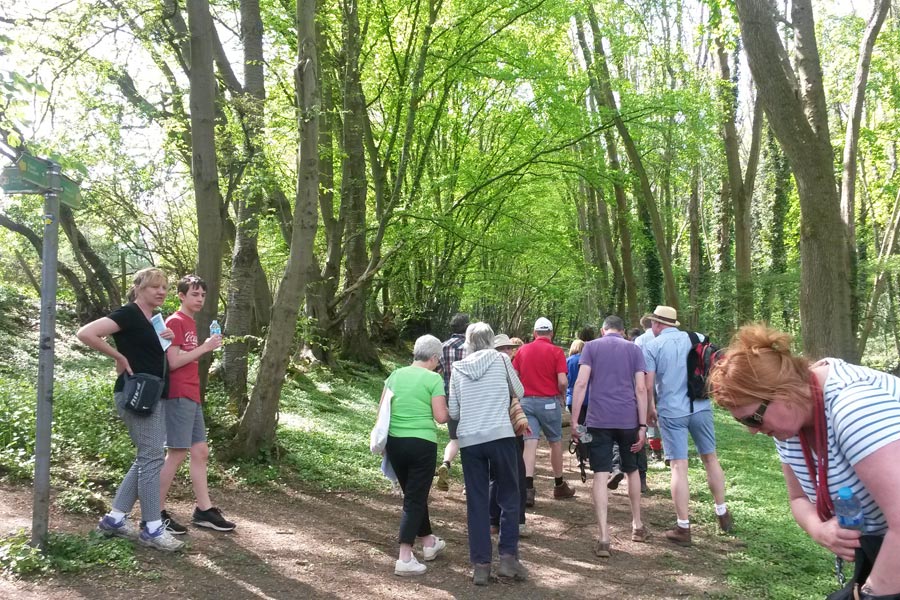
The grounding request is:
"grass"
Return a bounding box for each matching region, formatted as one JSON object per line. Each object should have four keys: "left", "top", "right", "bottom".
{"left": 699, "top": 408, "right": 838, "bottom": 599}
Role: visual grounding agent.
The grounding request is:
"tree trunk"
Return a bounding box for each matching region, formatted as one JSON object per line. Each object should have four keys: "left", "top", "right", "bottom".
{"left": 223, "top": 0, "right": 267, "bottom": 416}
{"left": 841, "top": 0, "right": 890, "bottom": 340}
{"left": 735, "top": 0, "right": 854, "bottom": 359}
{"left": 715, "top": 34, "right": 760, "bottom": 326}
{"left": 688, "top": 165, "right": 701, "bottom": 331}
{"left": 608, "top": 131, "right": 640, "bottom": 326}
{"left": 858, "top": 187, "right": 900, "bottom": 355}
{"left": 716, "top": 176, "right": 734, "bottom": 333}
{"left": 590, "top": 183, "right": 620, "bottom": 313}
{"left": 584, "top": 7, "right": 679, "bottom": 310}
{"left": 574, "top": 13, "right": 648, "bottom": 322}
{"left": 338, "top": 0, "right": 380, "bottom": 367}
{"left": 187, "top": 0, "right": 225, "bottom": 383}
{"left": 59, "top": 206, "right": 121, "bottom": 312}
{"left": 303, "top": 42, "right": 342, "bottom": 364}
{"left": 228, "top": 0, "right": 320, "bottom": 458}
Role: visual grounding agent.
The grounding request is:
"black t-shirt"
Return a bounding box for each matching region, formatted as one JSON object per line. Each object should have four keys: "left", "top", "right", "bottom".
{"left": 108, "top": 303, "right": 168, "bottom": 395}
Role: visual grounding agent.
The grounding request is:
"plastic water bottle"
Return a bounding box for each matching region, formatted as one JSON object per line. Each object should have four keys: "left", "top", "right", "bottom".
{"left": 834, "top": 486, "right": 864, "bottom": 530}
{"left": 574, "top": 424, "right": 592, "bottom": 443}
{"left": 209, "top": 320, "right": 222, "bottom": 351}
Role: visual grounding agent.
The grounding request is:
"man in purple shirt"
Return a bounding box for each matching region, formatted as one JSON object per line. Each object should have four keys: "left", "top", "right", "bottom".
{"left": 571, "top": 315, "right": 649, "bottom": 558}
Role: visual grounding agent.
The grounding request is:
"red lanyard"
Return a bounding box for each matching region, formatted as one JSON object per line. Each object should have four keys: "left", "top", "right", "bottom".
{"left": 798, "top": 374, "right": 833, "bottom": 522}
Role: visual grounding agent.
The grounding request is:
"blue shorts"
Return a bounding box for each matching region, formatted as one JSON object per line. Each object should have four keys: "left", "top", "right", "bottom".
{"left": 521, "top": 396, "right": 562, "bottom": 443}
{"left": 164, "top": 397, "right": 207, "bottom": 449}
{"left": 658, "top": 410, "right": 716, "bottom": 460}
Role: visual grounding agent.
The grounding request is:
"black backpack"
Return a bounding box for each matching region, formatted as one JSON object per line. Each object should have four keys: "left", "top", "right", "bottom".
{"left": 686, "top": 331, "right": 722, "bottom": 411}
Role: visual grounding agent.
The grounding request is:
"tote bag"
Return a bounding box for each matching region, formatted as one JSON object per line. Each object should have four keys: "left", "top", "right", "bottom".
{"left": 370, "top": 388, "right": 394, "bottom": 454}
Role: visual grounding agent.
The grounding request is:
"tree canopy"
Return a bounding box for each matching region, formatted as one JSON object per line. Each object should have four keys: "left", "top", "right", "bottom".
{"left": 3, "top": 0, "right": 900, "bottom": 454}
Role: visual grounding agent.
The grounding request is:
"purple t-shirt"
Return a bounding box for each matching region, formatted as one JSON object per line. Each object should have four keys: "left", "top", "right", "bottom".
{"left": 579, "top": 333, "right": 646, "bottom": 428}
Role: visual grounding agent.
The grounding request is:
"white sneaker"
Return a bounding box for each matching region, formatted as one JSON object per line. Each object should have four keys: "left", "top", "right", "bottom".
{"left": 97, "top": 515, "right": 139, "bottom": 540}
{"left": 139, "top": 524, "right": 185, "bottom": 552}
{"left": 422, "top": 536, "right": 446, "bottom": 561}
{"left": 394, "top": 555, "right": 427, "bottom": 576}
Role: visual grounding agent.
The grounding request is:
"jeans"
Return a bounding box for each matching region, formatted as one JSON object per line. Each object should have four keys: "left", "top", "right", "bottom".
{"left": 490, "top": 435, "right": 526, "bottom": 526}
{"left": 461, "top": 437, "right": 520, "bottom": 564}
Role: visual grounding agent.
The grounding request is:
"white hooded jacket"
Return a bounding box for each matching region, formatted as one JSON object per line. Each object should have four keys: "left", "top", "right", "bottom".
{"left": 448, "top": 349, "right": 524, "bottom": 448}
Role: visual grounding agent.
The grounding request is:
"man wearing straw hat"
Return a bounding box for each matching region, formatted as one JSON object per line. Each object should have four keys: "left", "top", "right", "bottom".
{"left": 641, "top": 306, "right": 733, "bottom": 547}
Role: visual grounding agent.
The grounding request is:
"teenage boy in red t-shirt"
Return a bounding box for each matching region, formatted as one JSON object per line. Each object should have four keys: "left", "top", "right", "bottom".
{"left": 157, "top": 275, "right": 235, "bottom": 534}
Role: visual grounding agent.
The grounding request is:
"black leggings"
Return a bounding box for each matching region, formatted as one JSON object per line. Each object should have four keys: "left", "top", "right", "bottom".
{"left": 386, "top": 436, "right": 437, "bottom": 544}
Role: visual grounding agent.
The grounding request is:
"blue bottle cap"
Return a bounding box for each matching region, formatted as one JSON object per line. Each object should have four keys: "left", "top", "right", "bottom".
{"left": 837, "top": 486, "right": 854, "bottom": 500}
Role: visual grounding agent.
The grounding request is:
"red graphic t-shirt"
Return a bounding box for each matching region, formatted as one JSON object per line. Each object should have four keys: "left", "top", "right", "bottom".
{"left": 165, "top": 310, "right": 201, "bottom": 403}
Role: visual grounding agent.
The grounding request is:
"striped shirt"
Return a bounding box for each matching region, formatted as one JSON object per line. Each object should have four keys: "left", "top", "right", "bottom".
{"left": 775, "top": 358, "right": 900, "bottom": 534}
{"left": 449, "top": 349, "right": 524, "bottom": 448}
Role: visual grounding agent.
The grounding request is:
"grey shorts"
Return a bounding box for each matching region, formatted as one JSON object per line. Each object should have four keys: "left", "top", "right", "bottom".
{"left": 521, "top": 396, "right": 563, "bottom": 442}
{"left": 164, "top": 397, "right": 207, "bottom": 449}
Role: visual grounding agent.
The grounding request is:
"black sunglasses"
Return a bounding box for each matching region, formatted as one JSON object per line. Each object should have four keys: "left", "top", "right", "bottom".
{"left": 734, "top": 400, "right": 769, "bottom": 428}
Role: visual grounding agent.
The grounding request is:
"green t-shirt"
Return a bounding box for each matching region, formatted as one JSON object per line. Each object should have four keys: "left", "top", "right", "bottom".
{"left": 386, "top": 365, "right": 445, "bottom": 443}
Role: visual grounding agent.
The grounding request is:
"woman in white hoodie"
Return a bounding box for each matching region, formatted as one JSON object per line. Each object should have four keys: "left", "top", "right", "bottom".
{"left": 449, "top": 322, "right": 527, "bottom": 586}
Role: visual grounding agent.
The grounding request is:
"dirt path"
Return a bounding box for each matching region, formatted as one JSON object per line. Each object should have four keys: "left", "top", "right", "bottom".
{"left": 0, "top": 445, "right": 743, "bottom": 599}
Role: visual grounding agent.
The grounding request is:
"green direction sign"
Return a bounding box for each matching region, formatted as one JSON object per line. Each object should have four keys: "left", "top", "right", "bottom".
{"left": 1, "top": 166, "right": 45, "bottom": 194}
{"left": 17, "top": 153, "right": 50, "bottom": 189}
{"left": 2, "top": 156, "right": 82, "bottom": 209}
{"left": 59, "top": 175, "right": 81, "bottom": 209}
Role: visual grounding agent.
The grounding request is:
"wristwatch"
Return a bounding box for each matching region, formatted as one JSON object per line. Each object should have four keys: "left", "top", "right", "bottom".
{"left": 638, "top": 424, "right": 647, "bottom": 428}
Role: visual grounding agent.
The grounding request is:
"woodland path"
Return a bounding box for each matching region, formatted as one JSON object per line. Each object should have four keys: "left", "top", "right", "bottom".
{"left": 0, "top": 443, "right": 743, "bottom": 599}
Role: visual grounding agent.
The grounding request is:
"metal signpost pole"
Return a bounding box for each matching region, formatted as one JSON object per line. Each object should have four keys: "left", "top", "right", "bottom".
{"left": 31, "top": 161, "right": 61, "bottom": 549}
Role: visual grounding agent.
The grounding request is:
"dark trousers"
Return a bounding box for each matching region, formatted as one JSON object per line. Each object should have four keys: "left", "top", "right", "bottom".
{"left": 386, "top": 436, "right": 436, "bottom": 544}
{"left": 612, "top": 442, "right": 648, "bottom": 474}
{"left": 489, "top": 435, "right": 526, "bottom": 526}
{"left": 461, "top": 437, "right": 520, "bottom": 565}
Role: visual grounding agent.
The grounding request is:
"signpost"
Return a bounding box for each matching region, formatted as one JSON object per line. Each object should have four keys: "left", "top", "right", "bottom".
{"left": 0, "top": 153, "right": 81, "bottom": 549}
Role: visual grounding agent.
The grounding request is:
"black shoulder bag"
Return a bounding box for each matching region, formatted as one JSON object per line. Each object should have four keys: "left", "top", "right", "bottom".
{"left": 122, "top": 352, "right": 167, "bottom": 416}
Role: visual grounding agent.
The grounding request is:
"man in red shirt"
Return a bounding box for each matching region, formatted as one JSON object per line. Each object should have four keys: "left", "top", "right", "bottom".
{"left": 513, "top": 317, "right": 576, "bottom": 506}
{"left": 158, "top": 275, "right": 235, "bottom": 534}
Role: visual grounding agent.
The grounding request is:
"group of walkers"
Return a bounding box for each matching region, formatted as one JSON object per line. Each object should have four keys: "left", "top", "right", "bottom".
{"left": 74, "top": 267, "right": 900, "bottom": 598}
{"left": 382, "top": 307, "right": 900, "bottom": 597}
{"left": 380, "top": 306, "right": 735, "bottom": 585}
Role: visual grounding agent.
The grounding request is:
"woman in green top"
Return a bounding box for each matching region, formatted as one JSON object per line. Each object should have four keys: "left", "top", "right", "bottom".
{"left": 382, "top": 334, "right": 449, "bottom": 577}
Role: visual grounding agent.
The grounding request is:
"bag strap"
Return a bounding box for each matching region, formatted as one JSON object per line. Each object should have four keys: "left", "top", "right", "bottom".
{"left": 500, "top": 354, "right": 517, "bottom": 403}
{"left": 687, "top": 331, "right": 700, "bottom": 346}
{"left": 686, "top": 331, "right": 701, "bottom": 413}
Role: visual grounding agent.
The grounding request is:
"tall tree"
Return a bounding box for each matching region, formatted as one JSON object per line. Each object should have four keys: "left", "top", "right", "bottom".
{"left": 734, "top": 0, "right": 854, "bottom": 359}
{"left": 714, "top": 32, "right": 762, "bottom": 326}
{"left": 573, "top": 21, "right": 638, "bottom": 323}
{"left": 222, "top": 0, "right": 268, "bottom": 414}
{"left": 584, "top": 6, "right": 680, "bottom": 310}
{"left": 229, "top": 0, "right": 320, "bottom": 457}
{"left": 186, "top": 0, "right": 225, "bottom": 368}
{"left": 839, "top": 0, "right": 891, "bottom": 343}
{"left": 338, "top": 0, "right": 380, "bottom": 366}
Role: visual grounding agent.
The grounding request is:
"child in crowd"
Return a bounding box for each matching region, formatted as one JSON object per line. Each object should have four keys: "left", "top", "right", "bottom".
{"left": 157, "top": 275, "right": 236, "bottom": 534}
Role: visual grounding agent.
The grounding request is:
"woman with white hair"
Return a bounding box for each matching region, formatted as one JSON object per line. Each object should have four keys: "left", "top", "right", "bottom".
{"left": 450, "top": 322, "right": 528, "bottom": 586}
{"left": 382, "top": 334, "right": 449, "bottom": 576}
